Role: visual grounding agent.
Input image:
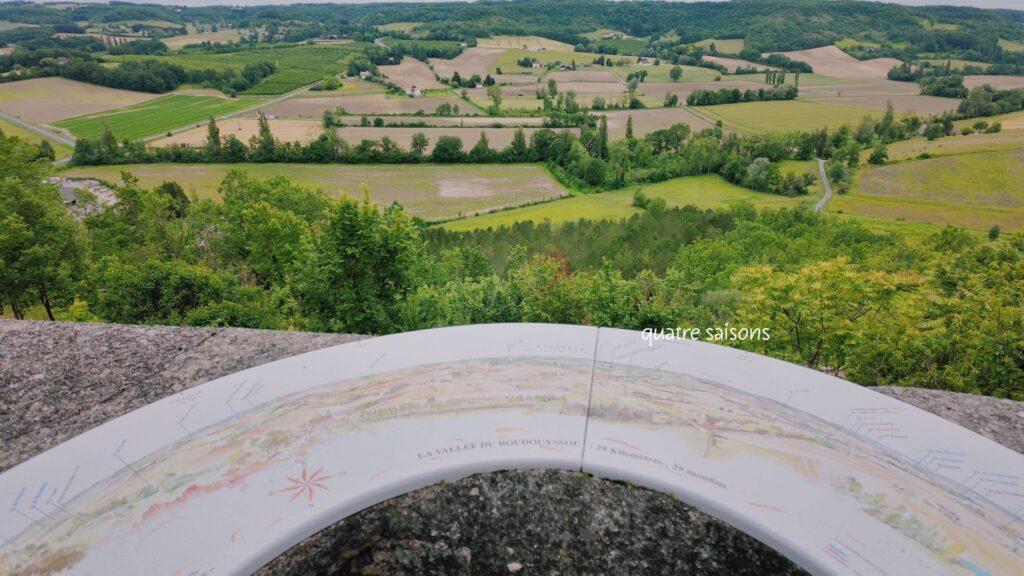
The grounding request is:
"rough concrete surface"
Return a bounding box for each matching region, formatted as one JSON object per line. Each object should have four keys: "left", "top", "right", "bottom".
{"left": 3, "top": 320, "right": 1023, "bottom": 575}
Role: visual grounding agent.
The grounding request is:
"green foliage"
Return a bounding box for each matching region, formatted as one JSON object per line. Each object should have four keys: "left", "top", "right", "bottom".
{"left": 0, "top": 136, "right": 87, "bottom": 320}
{"left": 292, "top": 192, "right": 422, "bottom": 333}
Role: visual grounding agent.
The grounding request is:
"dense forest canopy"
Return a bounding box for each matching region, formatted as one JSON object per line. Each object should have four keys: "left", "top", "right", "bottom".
{"left": 2, "top": 0, "right": 1024, "bottom": 55}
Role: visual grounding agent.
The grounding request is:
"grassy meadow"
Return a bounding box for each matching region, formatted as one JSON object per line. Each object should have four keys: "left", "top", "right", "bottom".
{"left": 694, "top": 38, "right": 745, "bottom": 55}
{"left": 698, "top": 100, "right": 880, "bottom": 133}
{"left": 62, "top": 163, "right": 567, "bottom": 221}
{"left": 442, "top": 175, "right": 809, "bottom": 231}
{"left": 55, "top": 95, "right": 254, "bottom": 140}
{"left": 829, "top": 149, "right": 1024, "bottom": 233}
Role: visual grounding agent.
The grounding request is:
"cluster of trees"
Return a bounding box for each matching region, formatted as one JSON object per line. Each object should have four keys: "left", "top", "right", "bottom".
{"left": 50, "top": 58, "right": 276, "bottom": 95}
{"left": 957, "top": 85, "right": 1024, "bottom": 118}
{"left": 687, "top": 85, "right": 798, "bottom": 106}
{"left": 918, "top": 74, "right": 969, "bottom": 99}
{"left": 8, "top": 130, "right": 1024, "bottom": 397}
{"left": 448, "top": 71, "right": 494, "bottom": 88}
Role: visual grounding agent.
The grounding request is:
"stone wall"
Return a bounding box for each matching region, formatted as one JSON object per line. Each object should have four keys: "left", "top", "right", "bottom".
{"left": 3, "top": 320, "right": 1022, "bottom": 575}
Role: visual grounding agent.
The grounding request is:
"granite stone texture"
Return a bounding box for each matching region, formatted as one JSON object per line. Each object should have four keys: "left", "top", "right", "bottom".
{"left": 3, "top": 320, "right": 1022, "bottom": 575}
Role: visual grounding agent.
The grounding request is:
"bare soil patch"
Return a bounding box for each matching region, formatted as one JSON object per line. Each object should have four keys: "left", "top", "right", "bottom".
{"left": 429, "top": 48, "right": 506, "bottom": 81}
{"left": 154, "top": 118, "right": 324, "bottom": 147}
{"left": 477, "top": 36, "right": 574, "bottom": 51}
{"left": 378, "top": 58, "right": 443, "bottom": 91}
{"left": 806, "top": 94, "right": 960, "bottom": 115}
{"left": 797, "top": 81, "right": 920, "bottom": 98}
{"left": 766, "top": 46, "right": 900, "bottom": 80}
{"left": 262, "top": 94, "right": 469, "bottom": 117}
{"left": 547, "top": 70, "right": 621, "bottom": 83}
{"left": 0, "top": 77, "right": 160, "bottom": 123}
{"left": 555, "top": 81, "right": 627, "bottom": 94}
{"left": 964, "top": 75, "right": 1024, "bottom": 90}
{"left": 602, "top": 108, "right": 715, "bottom": 139}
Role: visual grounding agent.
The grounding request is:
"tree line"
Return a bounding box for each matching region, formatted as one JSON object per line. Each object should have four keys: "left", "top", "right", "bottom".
{"left": 5, "top": 131, "right": 1023, "bottom": 398}
{"left": 686, "top": 85, "right": 798, "bottom": 106}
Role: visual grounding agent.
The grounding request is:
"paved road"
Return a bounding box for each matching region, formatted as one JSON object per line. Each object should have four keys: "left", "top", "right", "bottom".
{"left": 815, "top": 157, "right": 832, "bottom": 213}
{"left": 0, "top": 110, "right": 76, "bottom": 148}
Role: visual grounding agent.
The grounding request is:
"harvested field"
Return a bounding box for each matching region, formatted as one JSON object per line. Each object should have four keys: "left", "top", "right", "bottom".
{"left": 554, "top": 81, "right": 627, "bottom": 94}
{"left": 377, "top": 58, "right": 443, "bottom": 91}
{"left": 331, "top": 126, "right": 560, "bottom": 149}
{"left": 262, "top": 94, "right": 470, "bottom": 116}
{"left": 162, "top": 28, "right": 246, "bottom": 50}
{"left": 154, "top": 118, "right": 323, "bottom": 147}
{"left": 0, "top": 77, "right": 160, "bottom": 123}
{"left": 0, "top": 21, "right": 36, "bottom": 31}
{"left": 154, "top": 120, "right": 560, "bottom": 149}
{"left": 698, "top": 100, "right": 880, "bottom": 133}
{"left": 766, "top": 46, "right": 900, "bottom": 80}
{"left": 796, "top": 80, "right": 920, "bottom": 98}
{"left": 702, "top": 55, "right": 767, "bottom": 73}
{"left": 602, "top": 108, "right": 715, "bottom": 139}
{"left": 477, "top": 36, "right": 574, "bottom": 51}
{"left": 64, "top": 163, "right": 565, "bottom": 221}
{"left": 963, "top": 75, "right": 1024, "bottom": 90}
{"left": 546, "top": 70, "right": 621, "bottom": 83}
{"left": 0, "top": 46, "right": 14, "bottom": 56}
{"left": 805, "top": 95, "right": 959, "bottom": 115}
{"left": 332, "top": 115, "right": 547, "bottom": 127}
{"left": 428, "top": 48, "right": 505, "bottom": 81}
{"left": 494, "top": 74, "right": 538, "bottom": 85}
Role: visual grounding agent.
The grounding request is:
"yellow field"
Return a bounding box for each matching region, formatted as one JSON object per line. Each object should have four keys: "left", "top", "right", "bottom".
{"left": 163, "top": 28, "right": 248, "bottom": 50}
{"left": 694, "top": 38, "right": 745, "bottom": 55}
{"left": 377, "top": 22, "right": 424, "bottom": 33}
{"left": 999, "top": 39, "right": 1024, "bottom": 53}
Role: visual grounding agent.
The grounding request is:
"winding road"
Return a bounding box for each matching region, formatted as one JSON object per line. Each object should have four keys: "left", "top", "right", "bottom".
{"left": 814, "top": 157, "right": 832, "bottom": 213}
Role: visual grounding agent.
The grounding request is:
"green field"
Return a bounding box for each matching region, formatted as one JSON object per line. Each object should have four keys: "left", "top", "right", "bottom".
{"left": 613, "top": 64, "right": 721, "bottom": 83}
{"left": 62, "top": 163, "right": 566, "bottom": 221}
{"left": 698, "top": 100, "right": 880, "bottom": 134}
{"left": 112, "top": 43, "right": 368, "bottom": 95}
{"left": 835, "top": 38, "right": 882, "bottom": 50}
{"left": 694, "top": 38, "right": 744, "bottom": 55}
{"left": 491, "top": 49, "right": 605, "bottom": 74}
{"left": 0, "top": 116, "right": 73, "bottom": 157}
{"left": 593, "top": 37, "right": 648, "bottom": 55}
{"left": 442, "top": 175, "right": 808, "bottom": 231}
{"left": 55, "top": 94, "right": 254, "bottom": 140}
{"left": 879, "top": 130, "right": 1024, "bottom": 162}
{"left": 377, "top": 22, "right": 424, "bottom": 33}
{"left": 829, "top": 149, "right": 1024, "bottom": 233}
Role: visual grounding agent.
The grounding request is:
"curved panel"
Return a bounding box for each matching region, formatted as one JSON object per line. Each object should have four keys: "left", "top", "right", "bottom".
{"left": 1, "top": 324, "right": 1023, "bottom": 576}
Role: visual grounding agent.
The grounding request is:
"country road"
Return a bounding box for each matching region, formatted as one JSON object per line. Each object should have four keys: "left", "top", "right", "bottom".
{"left": 815, "top": 157, "right": 832, "bottom": 213}
{"left": 0, "top": 110, "right": 76, "bottom": 148}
